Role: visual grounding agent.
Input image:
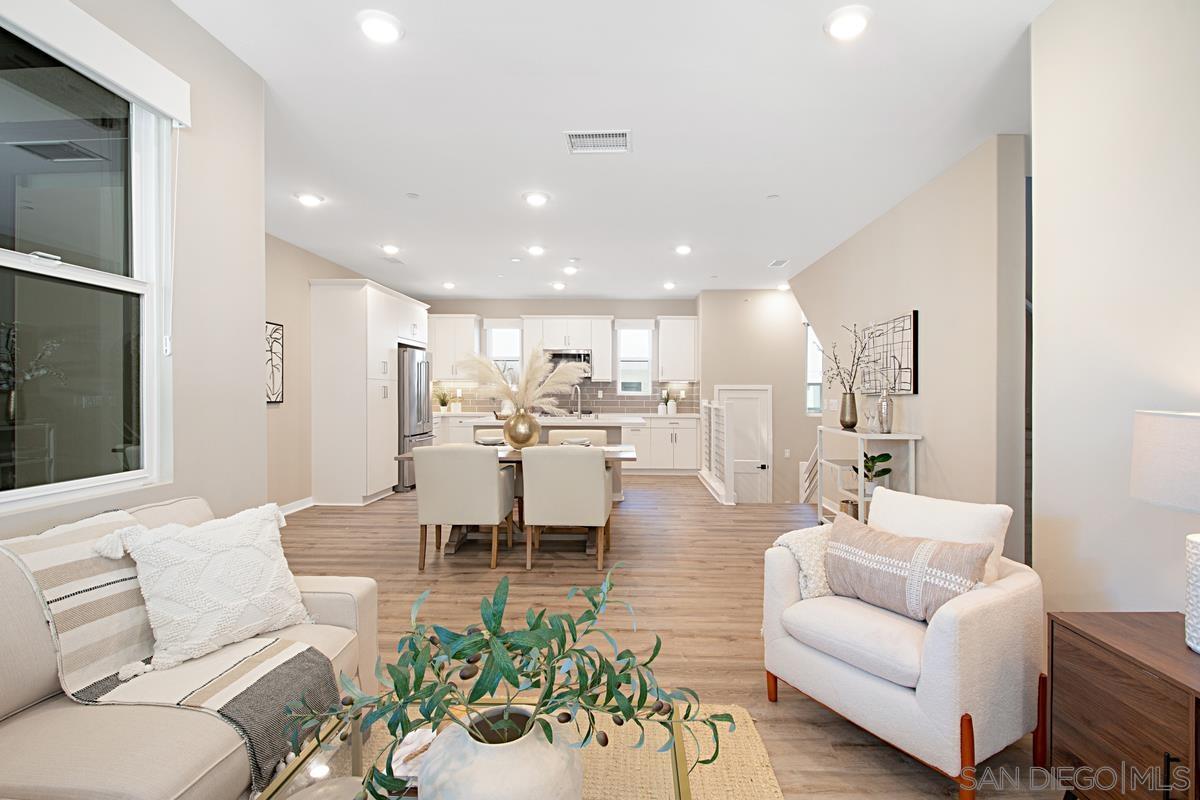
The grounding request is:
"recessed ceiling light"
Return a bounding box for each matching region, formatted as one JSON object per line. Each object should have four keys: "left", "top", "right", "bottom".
{"left": 523, "top": 191, "right": 550, "bottom": 208}
{"left": 663, "top": 281, "right": 676, "bottom": 290}
{"left": 674, "top": 245, "right": 692, "bottom": 256}
{"left": 496, "top": 274, "right": 505, "bottom": 278}
{"left": 568, "top": 257, "right": 580, "bottom": 263}
{"left": 825, "top": 5, "right": 872, "bottom": 42}
{"left": 563, "top": 266, "right": 579, "bottom": 276}
{"left": 777, "top": 283, "right": 790, "bottom": 291}
{"left": 357, "top": 10, "right": 403, "bottom": 44}
{"left": 380, "top": 244, "right": 400, "bottom": 256}
{"left": 527, "top": 245, "right": 546, "bottom": 256}
{"left": 442, "top": 281, "right": 455, "bottom": 290}
{"left": 295, "top": 193, "right": 325, "bottom": 207}
{"left": 510, "top": 257, "right": 521, "bottom": 263}
{"left": 551, "top": 281, "right": 566, "bottom": 291}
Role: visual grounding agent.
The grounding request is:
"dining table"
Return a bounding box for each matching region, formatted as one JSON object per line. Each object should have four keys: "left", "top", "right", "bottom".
{"left": 396, "top": 443, "right": 637, "bottom": 555}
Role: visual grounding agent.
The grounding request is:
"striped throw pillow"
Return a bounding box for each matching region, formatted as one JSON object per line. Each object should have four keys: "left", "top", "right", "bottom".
{"left": 824, "top": 512, "right": 991, "bottom": 621}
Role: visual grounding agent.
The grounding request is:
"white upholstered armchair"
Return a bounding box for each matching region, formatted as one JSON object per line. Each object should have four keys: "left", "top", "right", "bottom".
{"left": 763, "top": 491, "right": 1045, "bottom": 800}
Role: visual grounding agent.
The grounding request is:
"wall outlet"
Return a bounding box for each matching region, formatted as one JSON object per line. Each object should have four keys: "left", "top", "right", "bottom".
{"left": 825, "top": 397, "right": 838, "bottom": 412}
{"left": 597, "top": 390, "right": 604, "bottom": 399}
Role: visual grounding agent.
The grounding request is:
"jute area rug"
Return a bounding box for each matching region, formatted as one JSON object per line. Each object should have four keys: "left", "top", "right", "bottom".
{"left": 582, "top": 704, "right": 783, "bottom": 800}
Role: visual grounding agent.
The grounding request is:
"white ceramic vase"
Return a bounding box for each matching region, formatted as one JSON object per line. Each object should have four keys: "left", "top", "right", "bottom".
{"left": 418, "top": 707, "right": 581, "bottom": 800}
{"left": 667, "top": 399, "right": 678, "bottom": 415}
{"left": 1186, "top": 534, "right": 1200, "bottom": 654}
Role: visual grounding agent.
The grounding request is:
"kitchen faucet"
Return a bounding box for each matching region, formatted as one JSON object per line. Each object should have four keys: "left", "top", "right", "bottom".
{"left": 572, "top": 384, "right": 582, "bottom": 419}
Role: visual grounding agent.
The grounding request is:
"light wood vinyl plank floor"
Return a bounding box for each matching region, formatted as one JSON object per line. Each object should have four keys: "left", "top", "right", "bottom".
{"left": 281, "top": 475, "right": 1053, "bottom": 799}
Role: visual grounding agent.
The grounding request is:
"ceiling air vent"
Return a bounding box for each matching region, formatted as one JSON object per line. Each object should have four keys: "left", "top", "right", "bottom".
{"left": 767, "top": 258, "right": 790, "bottom": 269}
{"left": 11, "top": 141, "right": 106, "bottom": 162}
{"left": 564, "top": 130, "right": 630, "bottom": 154}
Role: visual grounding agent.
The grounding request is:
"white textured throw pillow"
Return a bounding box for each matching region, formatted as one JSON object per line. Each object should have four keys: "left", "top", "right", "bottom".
{"left": 773, "top": 526, "right": 832, "bottom": 599}
{"left": 95, "top": 503, "right": 310, "bottom": 675}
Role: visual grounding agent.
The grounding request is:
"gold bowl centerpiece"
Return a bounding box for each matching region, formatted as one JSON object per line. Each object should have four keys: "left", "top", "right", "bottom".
{"left": 458, "top": 345, "right": 588, "bottom": 449}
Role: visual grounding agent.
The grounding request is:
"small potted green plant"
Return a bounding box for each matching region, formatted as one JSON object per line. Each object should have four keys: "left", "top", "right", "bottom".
{"left": 851, "top": 451, "right": 892, "bottom": 496}
{"left": 289, "top": 572, "right": 733, "bottom": 799}
{"left": 433, "top": 388, "right": 450, "bottom": 412}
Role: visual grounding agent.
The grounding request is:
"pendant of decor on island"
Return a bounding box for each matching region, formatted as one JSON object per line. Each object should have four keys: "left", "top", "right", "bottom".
{"left": 839, "top": 392, "right": 858, "bottom": 430}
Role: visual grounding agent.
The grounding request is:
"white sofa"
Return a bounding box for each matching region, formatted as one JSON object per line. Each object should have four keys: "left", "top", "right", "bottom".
{"left": 763, "top": 492, "right": 1044, "bottom": 800}
{"left": 0, "top": 497, "right": 378, "bottom": 800}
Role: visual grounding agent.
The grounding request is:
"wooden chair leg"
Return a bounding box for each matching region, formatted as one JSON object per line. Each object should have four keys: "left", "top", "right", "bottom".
{"left": 435, "top": 524, "right": 442, "bottom": 550}
{"left": 596, "top": 525, "right": 605, "bottom": 571}
{"left": 1033, "top": 672, "right": 1048, "bottom": 768}
{"left": 506, "top": 513, "right": 513, "bottom": 549}
{"left": 604, "top": 517, "right": 612, "bottom": 547}
{"left": 765, "top": 671, "right": 778, "bottom": 702}
{"left": 957, "top": 713, "right": 976, "bottom": 800}
{"left": 490, "top": 525, "right": 499, "bottom": 569}
{"left": 517, "top": 496, "right": 525, "bottom": 528}
{"left": 534, "top": 525, "right": 541, "bottom": 550}
{"left": 526, "top": 525, "right": 534, "bottom": 570}
{"left": 418, "top": 525, "right": 427, "bottom": 572}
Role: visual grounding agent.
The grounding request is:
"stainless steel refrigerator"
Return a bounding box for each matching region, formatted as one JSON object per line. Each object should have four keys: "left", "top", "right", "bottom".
{"left": 397, "top": 345, "right": 433, "bottom": 490}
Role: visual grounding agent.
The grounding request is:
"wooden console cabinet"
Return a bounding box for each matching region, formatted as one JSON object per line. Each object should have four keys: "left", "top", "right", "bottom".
{"left": 1048, "top": 612, "right": 1198, "bottom": 799}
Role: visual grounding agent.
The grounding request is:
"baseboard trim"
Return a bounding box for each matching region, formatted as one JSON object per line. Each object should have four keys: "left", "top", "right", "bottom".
{"left": 698, "top": 471, "right": 735, "bottom": 505}
{"left": 279, "top": 497, "right": 315, "bottom": 516}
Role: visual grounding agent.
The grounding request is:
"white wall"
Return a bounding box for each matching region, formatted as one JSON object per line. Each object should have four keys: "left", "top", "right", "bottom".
{"left": 791, "top": 135, "right": 1028, "bottom": 558}
{"left": 1032, "top": 0, "right": 1200, "bottom": 610}
{"left": 0, "top": 0, "right": 267, "bottom": 536}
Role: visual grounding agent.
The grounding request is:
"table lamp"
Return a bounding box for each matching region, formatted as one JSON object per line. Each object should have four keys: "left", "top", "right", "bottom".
{"left": 1130, "top": 410, "right": 1200, "bottom": 653}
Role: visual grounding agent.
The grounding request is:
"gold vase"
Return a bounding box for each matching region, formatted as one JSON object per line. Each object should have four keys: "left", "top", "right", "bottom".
{"left": 503, "top": 408, "right": 540, "bottom": 449}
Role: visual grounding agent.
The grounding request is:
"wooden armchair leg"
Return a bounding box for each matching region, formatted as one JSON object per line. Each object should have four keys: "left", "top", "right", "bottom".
{"left": 506, "top": 514, "right": 513, "bottom": 549}
{"left": 490, "top": 525, "right": 500, "bottom": 569}
{"left": 435, "top": 524, "right": 442, "bottom": 550}
{"left": 525, "top": 525, "right": 535, "bottom": 570}
{"left": 1033, "top": 672, "right": 1048, "bottom": 768}
{"left": 517, "top": 497, "right": 525, "bottom": 528}
{"left": 765, "top": 671, "right": 778, "bottom": 703}
{"left": 956, "top": 713, "right": 976, "bottom": 800}
{"left": 418, "top": 525, "right": 427, "bottom": 572}
{"left": 604, "top": 518, "right": 612, "bottom": 547}
{"left": 596, "top": 525, "right": 605, "bottom": 571}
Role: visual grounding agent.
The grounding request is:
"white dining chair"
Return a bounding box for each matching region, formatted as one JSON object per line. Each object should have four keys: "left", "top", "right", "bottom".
{"left": 521, "top": 445, "right": 613, "bottom": 571}
{"left": 413, "top": 444, "right": 516, "bottom": 570}
{"left": 475, "top": 428, "right": 523, "bottom": 526}
{"left": 547, "top": 429, "right": 608, "bottom": 445}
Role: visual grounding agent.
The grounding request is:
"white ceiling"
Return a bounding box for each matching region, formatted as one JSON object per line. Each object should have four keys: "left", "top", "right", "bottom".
{"left": 171, "top": 0, "right": 1047, "bottom": 300}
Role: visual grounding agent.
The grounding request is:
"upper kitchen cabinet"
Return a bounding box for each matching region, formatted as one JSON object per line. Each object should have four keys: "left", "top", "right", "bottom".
{"left": 589, "top": 318, "right": 613, "bottom": 382}
{"left": 521, "top": 316, "right": 613, "bottom": 379}
{"left": 523, "top": 318, "right": 544, "bottom": 356}
{"left": 429, "top": 315, "right": 481, "bottom": 380}
{"left": 657, "top": 316, "right": 698, "bottom": 382}
{"left": 313, "top": 280, "right": 428, "bottom": 381}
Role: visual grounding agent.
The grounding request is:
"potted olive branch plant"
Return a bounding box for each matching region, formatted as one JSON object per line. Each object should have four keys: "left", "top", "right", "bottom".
{"left": 819, "top": 324, "right": 872, "bottom": 430}
{"left": 288, "top": 571, "right": 734, "bottom": 800}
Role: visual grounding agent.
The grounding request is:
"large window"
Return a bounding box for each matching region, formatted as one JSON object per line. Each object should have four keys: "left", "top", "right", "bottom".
{"left": 485, "top": 324, "right": 521, "bottom": 385}
{"left": 806, "top": 323, "right": 823, "bottom": 415}
{"left": 617, "top": 328, "right": 652, "bottom": 395}
{"left": 0, "top": 26, "right": 170, "bottom": 503}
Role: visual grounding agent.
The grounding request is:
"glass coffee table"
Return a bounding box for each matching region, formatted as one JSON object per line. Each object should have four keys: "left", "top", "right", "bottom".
{"left": 260, "top": 705, "right": 693, "bottom": 800}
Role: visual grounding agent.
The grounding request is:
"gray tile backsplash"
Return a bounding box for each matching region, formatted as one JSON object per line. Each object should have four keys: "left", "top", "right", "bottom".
{"left": 435, "top": 380, "right": 699, "bottom": 415}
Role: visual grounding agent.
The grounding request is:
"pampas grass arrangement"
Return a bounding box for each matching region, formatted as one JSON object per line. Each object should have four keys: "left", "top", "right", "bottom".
{"left": 457, "top": 344, "right": 589, "bottom": 416}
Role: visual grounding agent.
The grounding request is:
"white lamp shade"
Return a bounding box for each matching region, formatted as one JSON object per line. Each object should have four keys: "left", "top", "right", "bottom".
{"left": 1131, "top": 410, "right": 1200, "bottom": 512}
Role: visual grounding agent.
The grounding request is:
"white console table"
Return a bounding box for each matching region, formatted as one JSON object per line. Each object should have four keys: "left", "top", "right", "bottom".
{"left": 816, "top": 426, "right": 922, "bottom": 524}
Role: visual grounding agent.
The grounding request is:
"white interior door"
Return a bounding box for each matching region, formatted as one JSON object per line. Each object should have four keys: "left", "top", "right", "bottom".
{"left": 715, "top": 385, "right": 772, "bottom": 503}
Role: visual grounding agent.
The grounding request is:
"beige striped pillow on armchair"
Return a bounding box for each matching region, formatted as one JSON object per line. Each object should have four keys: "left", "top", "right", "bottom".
{"left": 824, "top": 512, "right": 992, "bottom": 621}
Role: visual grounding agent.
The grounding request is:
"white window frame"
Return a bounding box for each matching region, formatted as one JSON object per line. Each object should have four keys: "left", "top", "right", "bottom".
{"left": 616, "top": 324, "right": 654, "bottom": 396}
{"left": 0, "top": 99, "right": 174, "bottom": 512}
{"left": 805, "top": 322, "right": 823, "bottom": 416}
{"left": 484, "top": 320, "right": 522, "bottom": 384}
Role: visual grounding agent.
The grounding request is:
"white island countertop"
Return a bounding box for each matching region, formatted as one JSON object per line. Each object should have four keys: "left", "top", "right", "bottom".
{"left": 468, "top": 415, "right": 647, "bottom": 427}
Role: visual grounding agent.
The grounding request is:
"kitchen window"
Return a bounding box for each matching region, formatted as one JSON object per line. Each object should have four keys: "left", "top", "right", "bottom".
{"left": 485, "top": 324, "right": 521, "bottom": 384}
{"left": 806, "top": 323, "right": 823, "bottom": 415}
{"left": 617, "top": 328, "right": 653, "bottom": 395}
{"left": 0, "top": 25, "right": 172, "bottom": 506}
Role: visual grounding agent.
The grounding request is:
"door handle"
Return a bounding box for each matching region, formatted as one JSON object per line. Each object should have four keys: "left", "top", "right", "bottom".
{"left": 758, "top": 464, "right": 769, "bottom": 470}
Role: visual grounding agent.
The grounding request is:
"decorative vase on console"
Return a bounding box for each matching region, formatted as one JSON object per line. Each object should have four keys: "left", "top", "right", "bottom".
{"left": 877, "top": 387, "right": 894, "bottom": 434}
{"left": 821, "top": 323, "right": 871, "bottom": 432}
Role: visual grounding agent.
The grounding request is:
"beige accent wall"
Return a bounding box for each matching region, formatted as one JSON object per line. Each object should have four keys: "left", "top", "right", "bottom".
{"left": 1031, "top": 0, "right": 1200, "bottom": 611}
{"left": 425, "top": 299, "right": 697, "bottom": 317}
{"left": 790, "top": 135, "right": 1028, "bottom": 558}
{"left": 0, "top": 0, "right": 266, "bottom": 537}
{"left": 266, "top": 236, "right": 361, "bottom": 507}
{"left": 698, "top": 290, "right": 818, "bottom": 504}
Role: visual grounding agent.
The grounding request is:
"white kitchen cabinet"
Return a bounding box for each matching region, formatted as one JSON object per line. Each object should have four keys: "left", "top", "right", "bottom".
{"left": 523, "top": 318, "right": 544, "bottom": 357}
{"left": 398, "top": 301, "right": 427, "bottom": 345}
{"left": 671, "top": 423, "right": 699, "bottom": 470}
{"left": 566, "top": 319, "right": 591, "bottom": 349}
{"left": 590, "top": 318, "right": 613, "bottom": 382}
{"left": 657, "top": 316, "right": 698, "bottom": 382}
{"left": 621, "top": 424, "right": 651, "bottom": 466}
{"left": 431, "top": 415, "right": 445, "bottom": 446}
{"left": 541, "top": 318, "right": 569, "bottom": 349}
{"left": 310, "top": 279, "right": 429, "bottom": 505}
{"left": 429, "top": 315, "right": 481, "bottom": 380}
